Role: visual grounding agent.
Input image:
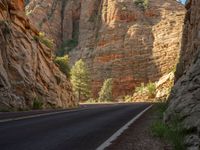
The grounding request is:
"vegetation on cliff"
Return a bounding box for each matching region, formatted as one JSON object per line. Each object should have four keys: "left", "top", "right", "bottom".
{"left": 34, "top": 32, "right": 54, "bottom": 49}
{"left": 134, "top": 0, "right": 149, "bottom": 10}
{"left": 135, "top": 82, "right": 156, "bottom": 98}
{"left": 54, "top": 55, "right": 70, "bottom": 78}
{"left": 32, "top": 96, "right": 44, "bottom": 110}
{"left": 0, "top": 0, "right": 76, "bottom": 110}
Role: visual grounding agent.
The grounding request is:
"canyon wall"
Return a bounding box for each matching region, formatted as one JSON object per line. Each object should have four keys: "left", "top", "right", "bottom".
{"left": 27, "top": 0, "right": 185, "bottom": 99}
{"left": 0, "top": 0, "right": 77, "bottom": 110}
{"left": 26, "top": 0, "right": 81, "bottom": 48}
{"left": 165, "top": 0, "right": 200, "bottom": 149}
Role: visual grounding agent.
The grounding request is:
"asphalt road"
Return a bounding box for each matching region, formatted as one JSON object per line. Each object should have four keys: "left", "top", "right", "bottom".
{"left": 0, "top": 103, "right": 150, "bottom": 150}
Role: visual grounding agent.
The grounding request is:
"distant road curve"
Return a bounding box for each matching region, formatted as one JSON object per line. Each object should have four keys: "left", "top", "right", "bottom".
{"left": 0, "top": 103, "right": 150, "bottom": 150}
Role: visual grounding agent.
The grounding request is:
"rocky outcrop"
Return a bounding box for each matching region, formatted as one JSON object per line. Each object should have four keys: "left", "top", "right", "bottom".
{"left": 126, "top": 72, "right": 174, "bottom": 102}
{"left": 26, "top": 0, "right": 81, "bottom": 48}
{"left": 27, "top": 0, "right": 185, "bottom": 99}
{"left": 164, "top": 0, "right": 200, "bottom": 149}
{"left": 0, "top": 0, "right": 77, "bottom": 110}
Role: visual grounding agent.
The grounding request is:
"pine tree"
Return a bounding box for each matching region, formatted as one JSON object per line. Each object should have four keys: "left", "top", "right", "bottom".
{"left": 71, "top": 59, "right": 91, "bottom": 101}
{"left": 98, "top": 78, "right": 113, "bottom": 102}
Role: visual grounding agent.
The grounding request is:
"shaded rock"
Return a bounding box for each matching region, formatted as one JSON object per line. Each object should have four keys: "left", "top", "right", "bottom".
{"left": 165, "top": 0, "right": 200, "bottom": 148}
{"left": 185, "top": 135, "right": 200, "bottom": 150}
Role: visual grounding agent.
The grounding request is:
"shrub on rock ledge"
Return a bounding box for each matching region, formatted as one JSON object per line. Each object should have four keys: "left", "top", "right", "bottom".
{"left": 134, "top": 0, "right": 149, "bottom": 10}
{"left": 54, "top": 55, "right": 70, "bottom": 78}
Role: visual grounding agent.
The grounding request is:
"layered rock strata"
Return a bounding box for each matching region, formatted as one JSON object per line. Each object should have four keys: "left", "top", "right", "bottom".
{"left": 27, "top": 0, "right": 185, "bottom": 99}
{"left": 0, "top": 0, "right": 76, "bottom": 110}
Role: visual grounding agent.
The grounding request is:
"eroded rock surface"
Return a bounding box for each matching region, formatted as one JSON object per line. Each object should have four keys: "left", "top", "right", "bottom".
{"left": 27, "top": 0, "right": 185, "bottom": 99}
{"left": 0, "top": 0, "right": 76, "bottom": 110}
{"left": 165, "top": 0, "right": 200, "bottom": 149}
{"left": 26, "top": 0, "right": 81, "bottom": 47}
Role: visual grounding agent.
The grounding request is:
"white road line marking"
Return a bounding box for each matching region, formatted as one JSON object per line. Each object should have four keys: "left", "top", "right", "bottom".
{"left": 0, "top": 108, "right": 89, "bottom": 123}
{"left": 96, "top": 105, "right": 153, "bottom": 150}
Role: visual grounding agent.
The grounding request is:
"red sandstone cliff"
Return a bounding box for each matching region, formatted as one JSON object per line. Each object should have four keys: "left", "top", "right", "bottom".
{"left": 27, "top": 0, "right": 185, "bottom": 99}
{"left": 0, "top": 0, "right": 77, "bottom": 110}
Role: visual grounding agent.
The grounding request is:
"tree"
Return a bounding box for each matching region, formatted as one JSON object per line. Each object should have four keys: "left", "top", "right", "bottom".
{"left": 71, "top": 59, "right": 91, "bottom": 101}
{"left": 98, "top": 78, "right": 113, "bottom": 102}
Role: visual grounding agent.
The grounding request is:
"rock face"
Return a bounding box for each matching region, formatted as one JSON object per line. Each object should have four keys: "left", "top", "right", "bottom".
{"left": 26, "top": 0, "right": 81, "bottom": 48}
{"left": 0, "top": 0, "right": 76, "bottom": 110}
{"left": 27, "top": 0, "right": 185, "bottom": 99}
{"left": 165, "top": 0, "right": 200, "bottom": 149}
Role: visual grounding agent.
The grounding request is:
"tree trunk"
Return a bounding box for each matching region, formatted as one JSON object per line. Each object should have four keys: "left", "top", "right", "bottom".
{"left": 78, "top": 90, "right": 81, "bottom": 102}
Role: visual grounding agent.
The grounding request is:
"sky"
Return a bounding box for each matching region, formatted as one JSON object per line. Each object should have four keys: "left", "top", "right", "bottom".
{"left": 180, "top": 0, "right": 186, "bottom": 4}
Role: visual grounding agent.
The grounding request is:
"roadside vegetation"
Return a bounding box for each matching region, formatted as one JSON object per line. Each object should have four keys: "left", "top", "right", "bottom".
{"left": 0, "top": 107, "right": 11, "bottom": 112}
{"left": 135, "top": 82, "right": 156, "bottom": 98}
{"left": 124, "top": 71, "right": 175, "bottom": 103}
{"left": 124, "top": 81, "right": 157, "bottom": 102}
{"left": 32, "top": 96, "right": 43, "bottom": 110}
{"left": 151, "top": 103, "right": 186, "bottom": 150}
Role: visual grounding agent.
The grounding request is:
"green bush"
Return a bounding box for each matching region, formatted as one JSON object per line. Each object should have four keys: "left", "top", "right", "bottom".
{"left": 32, "top": 97, "right": 43, "bottom": 110}
{"left": 134, "top": 0, "right": 149, "bottom": 10}
{"left": 135, "top": 82, "right": 156, "bottom": 98}
{"left": 54, "top": 55, "right": 70, "bottom": 77}
{"left": 135, "top": 83, "right": 146, "bottom": 93}
{"left": 146, "top": 82, "right": 156, "bottom": 97}
{"left": 151, "top": 120, "right": 185, "bottom": 150}
{"left": 34, "top": 32, "right": 54, "bottom": 49}
{"left": 151, "top": 121, "right": 169, "bottom": 138}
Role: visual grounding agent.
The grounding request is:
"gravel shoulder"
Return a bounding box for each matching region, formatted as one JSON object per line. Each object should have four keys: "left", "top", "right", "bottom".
{"left": 106, "top": 105, "right": 172, "bottom": 150}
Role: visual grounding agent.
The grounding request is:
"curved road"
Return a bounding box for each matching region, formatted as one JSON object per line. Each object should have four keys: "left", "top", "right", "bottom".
{"left": 0, "top": 103, "right": 150, "bottom": 150}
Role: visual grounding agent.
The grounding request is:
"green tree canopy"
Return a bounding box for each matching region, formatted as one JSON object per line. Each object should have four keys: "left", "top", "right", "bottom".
{"left": 71, "top": 59, "right": 91, "bottom": 101}
{"left": 98, "top": 78, "right": 113, "bottom": 102}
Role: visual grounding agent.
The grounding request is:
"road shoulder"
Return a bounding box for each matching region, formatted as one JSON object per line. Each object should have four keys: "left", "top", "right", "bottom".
{"left": 106, "top": 105, "right": 172, "bottom": 150}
